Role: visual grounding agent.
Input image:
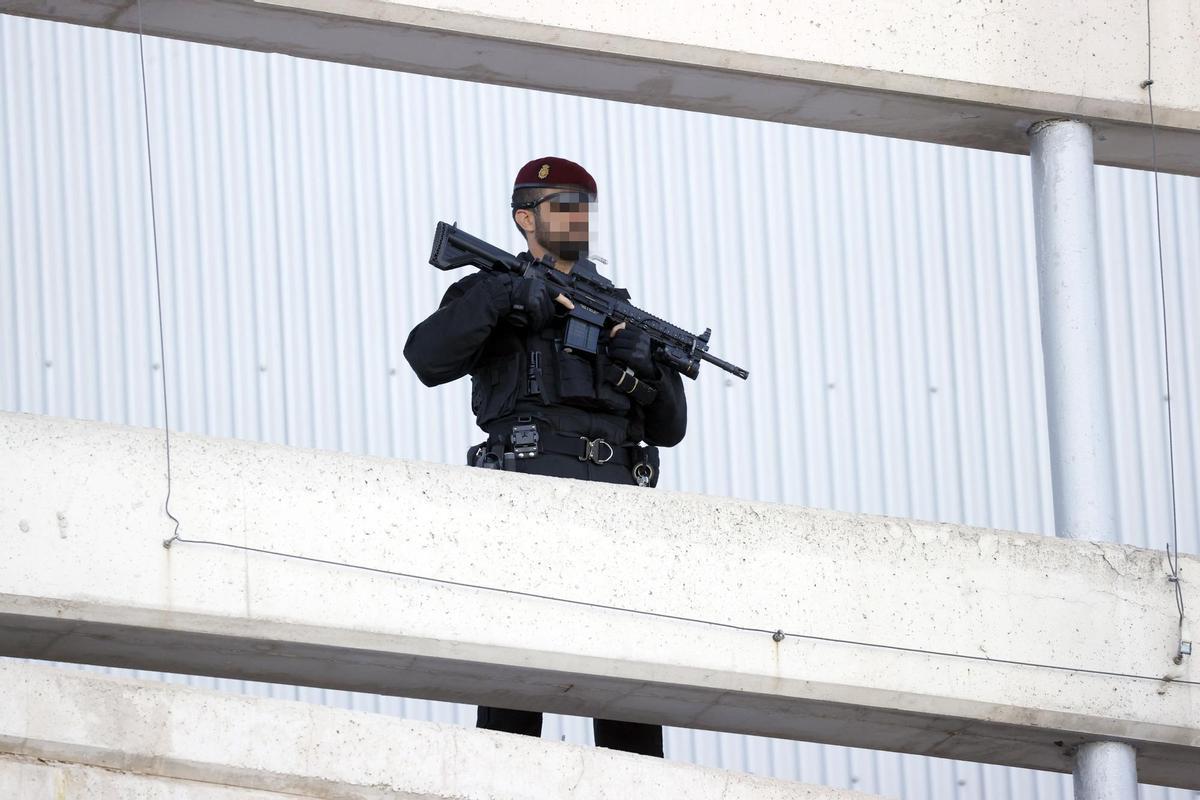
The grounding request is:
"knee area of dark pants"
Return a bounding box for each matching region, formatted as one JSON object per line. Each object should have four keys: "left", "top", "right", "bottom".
{"left": 476, "top": 705, "right": 542, "bottom": 737}
{"left": 592, "top": 719, "right": 664, "bottom": 758}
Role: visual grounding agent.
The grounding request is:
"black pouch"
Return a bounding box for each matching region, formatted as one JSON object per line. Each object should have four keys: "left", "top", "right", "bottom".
{"left": 593, "top": 351, "right": 633, "bottom": 414}
{"left": 471, "top": 352, "right": 523, "bottom": 422}
{"left": 524, "top": 331, "right": 560, "bottom": 405}
{"left": 555, "top": 349, "right": 599, "bottom": 405}
{"left": 467, "top": 441, "right": 505, "bottom": 469}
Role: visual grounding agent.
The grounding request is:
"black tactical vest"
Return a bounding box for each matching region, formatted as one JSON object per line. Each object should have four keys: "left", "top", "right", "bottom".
{"left": 468, "top": 264, "right": 642, "bottom": 441}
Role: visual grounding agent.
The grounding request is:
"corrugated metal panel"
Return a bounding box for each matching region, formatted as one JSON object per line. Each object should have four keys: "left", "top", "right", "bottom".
{"left": 2, "top": 13, "right": 1197, "bottom": 799}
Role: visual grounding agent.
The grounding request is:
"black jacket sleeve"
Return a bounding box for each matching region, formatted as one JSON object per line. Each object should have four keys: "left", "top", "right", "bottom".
{"left": 605, "top": 284, "right": 688, "bottom": 448}
{"left": 403, "top": 272, "right": 511, "bottom": 387}
{"left": 642, "top": 365, "right": 687, "bottom": 447}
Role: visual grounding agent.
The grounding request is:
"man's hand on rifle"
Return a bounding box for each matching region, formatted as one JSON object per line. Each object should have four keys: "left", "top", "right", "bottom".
{"left": 607, "top": 322, "right": 658, "bottom": 380}
{"left": 500, "top": 274, "right": 574, "bottom": 331}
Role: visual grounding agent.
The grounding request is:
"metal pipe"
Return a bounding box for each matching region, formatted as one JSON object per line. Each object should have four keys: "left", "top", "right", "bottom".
{"left": 1073, "top": 742, "right": 1138, "bottom": 800}
{"left": 1028, "top": 118, "right": 1119, "bottom": 543}
{"left": 1029, "top": 119, "right": 1137, "bottom": 798}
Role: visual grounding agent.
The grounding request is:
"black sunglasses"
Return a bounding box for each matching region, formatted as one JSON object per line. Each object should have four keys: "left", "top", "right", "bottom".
{"left": 512, "top": 190, "right": 596, "bottom": 213}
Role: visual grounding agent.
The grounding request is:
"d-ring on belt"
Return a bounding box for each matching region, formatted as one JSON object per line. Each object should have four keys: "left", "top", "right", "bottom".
{"left": 532, "top": 430, "right": 656, "bottom": 487}
{"left": 542, "top": 430, "right": 629, "bottom": 466}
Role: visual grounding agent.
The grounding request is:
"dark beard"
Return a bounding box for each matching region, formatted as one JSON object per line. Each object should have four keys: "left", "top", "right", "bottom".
{"left": 543, "top": 239, "right": 588, "bottom": 262}
{"left": 534, "top": 213, "right": 588, "bottom": 262}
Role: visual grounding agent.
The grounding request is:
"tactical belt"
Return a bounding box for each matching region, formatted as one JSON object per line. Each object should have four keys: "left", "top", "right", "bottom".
{"left": 496, "top": 423, "right": 634, "bottom": 466}
{"left": 474, "top": 419, "right": 656, "bottom": 486}
{"left": 542, "top": 429, "right": 633, "bottom": 466}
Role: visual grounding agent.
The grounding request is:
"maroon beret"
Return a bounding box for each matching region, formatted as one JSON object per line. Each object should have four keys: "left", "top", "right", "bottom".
{"left": 513, "top": 156, "right": 597, "bottom": 196}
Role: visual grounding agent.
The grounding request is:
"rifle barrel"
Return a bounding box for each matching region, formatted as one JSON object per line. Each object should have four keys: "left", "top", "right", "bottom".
{"left": 700, "top": 350, "right": 750, "bottom": 380}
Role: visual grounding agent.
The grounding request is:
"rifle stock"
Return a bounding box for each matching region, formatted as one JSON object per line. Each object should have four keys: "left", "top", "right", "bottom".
{"left": 429, "top": 221, "right": 524, "bottom": 274}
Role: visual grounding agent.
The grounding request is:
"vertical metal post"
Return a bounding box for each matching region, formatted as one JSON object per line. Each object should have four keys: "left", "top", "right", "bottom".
{"left": 1028, "top": 119, "right": 1119, "bottom": 543}
{"left": 1028, "top": 119, "right": 1137, "bottom": 798}
{"left": 1073, "top": 742, "right": 1139, "bottom": 800}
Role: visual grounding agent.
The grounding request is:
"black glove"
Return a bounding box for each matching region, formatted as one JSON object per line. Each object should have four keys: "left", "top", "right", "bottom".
{"left": 503, "top": 275, "right": 557, "bottom": 332}
{"left": 606, "top": 325, "right": 657, "bottom": 379}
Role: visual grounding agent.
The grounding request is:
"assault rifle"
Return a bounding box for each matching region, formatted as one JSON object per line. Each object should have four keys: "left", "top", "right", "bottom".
{"left": 429, "top": 221, "right": 748, "bottom": 381}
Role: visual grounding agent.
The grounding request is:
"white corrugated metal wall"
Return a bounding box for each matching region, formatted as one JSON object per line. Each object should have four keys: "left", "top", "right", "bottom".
{"left": 2, "top": 14, "right": 1197, "bottom": 800}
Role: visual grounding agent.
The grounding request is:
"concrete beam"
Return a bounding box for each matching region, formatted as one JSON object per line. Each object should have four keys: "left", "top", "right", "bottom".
{"left": 0, "top": 411, "right": 1197, "bottom": 787}
{"left": 0, "top": 757, "right": 326, "bottom": 800}
{"left": 0, "top": 661, "right": 874, "bottom": 799}
{"left": 0, "top": 0, "right": 1198, "bottom": 175}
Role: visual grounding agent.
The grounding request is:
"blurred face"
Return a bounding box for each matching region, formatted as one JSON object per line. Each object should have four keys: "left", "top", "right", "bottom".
{"left": 525, "top": 189, "right": 594, "bottom": 262}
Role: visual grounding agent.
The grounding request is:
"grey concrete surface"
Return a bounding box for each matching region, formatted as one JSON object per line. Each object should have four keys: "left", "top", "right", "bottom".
{"left": 0, "top": 661, "right": 886, "bottom": 799}
{"left": 1, "top": 411, "right": 1197, "bottom": 786}
{"left": 0, "top": 0, "right": 1197, "bottom": 174}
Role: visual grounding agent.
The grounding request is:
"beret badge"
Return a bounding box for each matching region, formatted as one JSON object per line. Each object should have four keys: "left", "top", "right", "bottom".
{"left": 538, "top": 164, "right": 551, "bottom": 180}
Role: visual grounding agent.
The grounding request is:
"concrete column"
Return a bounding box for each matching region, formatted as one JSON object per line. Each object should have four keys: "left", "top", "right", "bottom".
{"left": 1073, "top": 742, "right": 1139, "bottom": 800}
{"left": 1028, "top": 120, "right": 1135, "bottom": 798}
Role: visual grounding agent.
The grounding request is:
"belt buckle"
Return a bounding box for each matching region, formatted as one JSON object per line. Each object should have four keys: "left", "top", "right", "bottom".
{"left": 578, "top": 436, "right": 614, "bottom": 465}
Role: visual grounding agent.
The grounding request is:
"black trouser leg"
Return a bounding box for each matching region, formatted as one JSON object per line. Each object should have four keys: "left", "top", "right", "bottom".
{"left": 476, "top": 705, "right": 543, "bottom": 737}
{"left": 593, "top": 718, "right": 664, "bottom": 757}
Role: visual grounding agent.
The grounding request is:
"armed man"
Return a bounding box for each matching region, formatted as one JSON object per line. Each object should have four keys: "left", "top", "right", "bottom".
{"left": 402, "top": 156, "right": 687, "bottom": 757}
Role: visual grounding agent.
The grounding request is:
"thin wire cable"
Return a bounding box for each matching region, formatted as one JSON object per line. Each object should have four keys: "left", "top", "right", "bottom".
{"left": 135, "top": 0, "right": 181, "bottom": 544}
{"left": 165, "top": 533, "right": 1200, "bottom": 687}
{"left": 131, "top": 0, "right": 1191, "bottom": 687}
{"left": 1142, "top": 0, "right": 1186, "bottom": 658}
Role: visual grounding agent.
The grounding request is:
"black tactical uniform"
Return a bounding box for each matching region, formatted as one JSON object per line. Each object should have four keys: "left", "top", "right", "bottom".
{"left": 403, "top": 249, "right": 687, "bottom": 757}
